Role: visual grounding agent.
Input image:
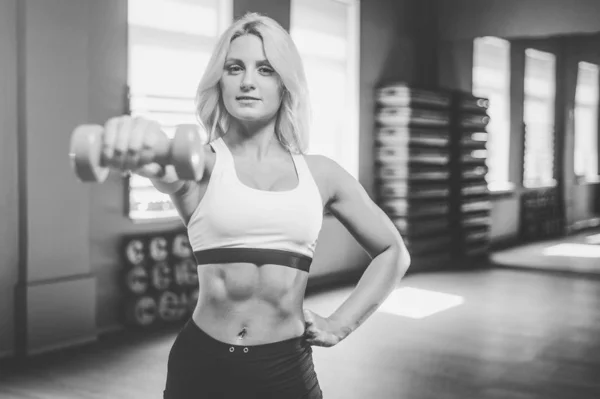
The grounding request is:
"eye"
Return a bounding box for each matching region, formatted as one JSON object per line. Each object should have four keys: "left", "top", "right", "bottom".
{"left": 226, "top": 64, "right": 242, "bottom": 74}
{"left": 259, "top": 66, "right": 275, "bottom": 75}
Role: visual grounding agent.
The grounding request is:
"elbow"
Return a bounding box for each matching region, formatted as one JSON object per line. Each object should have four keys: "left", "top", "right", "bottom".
{"left": 402, "top": 250, "right": 411, "bottom": 270}
{"left": 390, "top": 241, "right": 411, "bottom": 274}
{"left": 400, "top": 251, "right": 411, "bottom": 274}
{"left": 399, "top": 240, "right": 411, "bottom": 271}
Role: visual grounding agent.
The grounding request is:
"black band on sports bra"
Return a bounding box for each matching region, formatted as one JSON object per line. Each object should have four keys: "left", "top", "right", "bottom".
{"left": 193, "top": 248, "right": 313, "bottom": 273}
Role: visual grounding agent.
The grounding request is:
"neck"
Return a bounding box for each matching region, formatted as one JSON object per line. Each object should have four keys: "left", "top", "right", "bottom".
{"left": 225, "top": 118, "right": 284, "bottom": 162}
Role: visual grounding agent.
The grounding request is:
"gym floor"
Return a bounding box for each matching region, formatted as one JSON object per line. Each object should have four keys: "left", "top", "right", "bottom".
{"left": 1, "top": 235, "right": 600, "bottom": 399}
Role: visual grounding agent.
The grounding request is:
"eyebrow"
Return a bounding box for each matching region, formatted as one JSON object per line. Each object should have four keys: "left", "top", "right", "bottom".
{"left": 225, "top": 58, "right": 272, "bottom": 66}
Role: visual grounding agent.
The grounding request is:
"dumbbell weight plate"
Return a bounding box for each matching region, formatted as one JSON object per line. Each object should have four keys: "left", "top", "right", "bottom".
{"left": 150, "top": 261, "right": 173, "bottom": 291}
{"left": 124, "top": 238, "right": 145, "bottom": 266}
{"left": 69, "top": 124, "right": 110, "bottom": 183}
{"left": 149, "top": 236, "right": 169, "bottom": 262}
{"left": 186, "top": 260, "right": 198, "bottom": 286}
{"left": 173, "top": 258, "right": 197, "bottom": 287}
{"left": 125, "top": 265, "right": 149, "bottom": 295}
{"left": 172, "top": 233, "right": 192, "bottom": 258}
{"left": 172, "top": 124, "right": 205, "bottom": 181}
{"left": 173, "top": 260, "right": 190, "bottom": 287}
{"left": 177, "top": 292, "right": 189, "bottom": 318}
{"left": 125, "top": 296, "right": 157, "bottom": 327}
{"left": 157, "top": 291, "right": 182, "bottom": 323}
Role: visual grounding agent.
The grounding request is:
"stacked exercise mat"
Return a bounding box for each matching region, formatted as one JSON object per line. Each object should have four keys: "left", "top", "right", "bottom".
{"left": 374, "top": 83, "right": 454, "bottom": 271}
{"left": 449, "top": 92, "right": 493, "bottom": 259}
{"left": 122, "top": 230, "right": 198, "bottom": 328}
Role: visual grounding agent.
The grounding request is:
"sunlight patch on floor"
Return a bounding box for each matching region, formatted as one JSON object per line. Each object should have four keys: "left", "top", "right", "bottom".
{"left": 585, "top": 233, "right": 600, "bottom": 245}
{"left": 377, "top": 287, "right": 465, "bottom": 319}
{"left": 542, "top": 243, "right": 600, "bottom": 258}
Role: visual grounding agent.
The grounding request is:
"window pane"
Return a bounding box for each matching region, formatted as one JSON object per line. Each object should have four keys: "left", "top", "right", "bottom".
{"left": 292, "top": 29, "right": 347, "bottom": 60}
{"left": 128, "top": 0, "right": 221, "bottom": 37}
{"left": 302, "top": 57, "right": 349, "bottom": 165}
{"left": 472, "top": 36, "right": 511, "bottom": 186}
{"left": 523, "top": 49, "right": 556, "bottom": 188}
{"left": 574, "top": 62, "right": 599, "bottom": 179}
{"left": 291, "top": 0, "right": 360, "bottom": 178}
{"left": 129, "top": 44, "right": 210, "bottom": 98}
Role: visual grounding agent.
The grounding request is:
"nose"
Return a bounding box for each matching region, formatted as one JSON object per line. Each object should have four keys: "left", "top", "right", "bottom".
{"left": 240, "top": 70, "right": 256, "bottom": 91}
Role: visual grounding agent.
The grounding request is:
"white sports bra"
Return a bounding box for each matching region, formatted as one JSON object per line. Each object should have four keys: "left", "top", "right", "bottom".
{"left": 186, "top": 137, "right": 324, "bottom": 272}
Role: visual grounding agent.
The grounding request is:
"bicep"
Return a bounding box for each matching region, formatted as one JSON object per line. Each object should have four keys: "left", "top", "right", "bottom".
{"left": 324, "top": 158, "right": 406, "bottom": 259}
{"left": 169, "top": 144, "right": 214, "bottom": 226}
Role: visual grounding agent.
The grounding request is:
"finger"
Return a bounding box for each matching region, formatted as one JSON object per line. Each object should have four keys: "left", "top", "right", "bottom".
{"left": 140, "top": 119, "right": 161, "bottom": 151}
{"left": 134, "top": 162, "right": 166, "bottom": 179}
{"left": 123, "top": 117, "right": 146, "bottom": 170}
{"left": 102, "top": 117, "right": 121, "bottom": 163}
{"left": 111, "top": 116, "right": 133, "bottom": 169}
{"left": 303, "top": 309, "right": 314, "bottom": 323}
{"left": 304, "top": 330, "right": 317, "bottom": 340}
{"left": 304, "top": 323, "right": 318, "bottom": 335}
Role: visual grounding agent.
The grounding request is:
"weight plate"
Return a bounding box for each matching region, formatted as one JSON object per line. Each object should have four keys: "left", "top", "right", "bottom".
{"left": 173, "top": 258, "right": 198, "bottom": 287}
{"left": 172, "top": 233, "right": 192, "bottom": 258}
{"left": 125, "top": 265, "right": 149, "bottom": 295}
{"left": 124, "top": 238, "right": 145, "bottom": 266}
{"left": 125, "top": 296, "right": 157, "bottom": 327}
{"left": 150, "top": 261, "right": 173, "bottom": 291}
{"left": 149, "top": 236, "right": 169, "bottom": 262}
{"left": 157, "top": 291, "right": 182, "bottom": 322}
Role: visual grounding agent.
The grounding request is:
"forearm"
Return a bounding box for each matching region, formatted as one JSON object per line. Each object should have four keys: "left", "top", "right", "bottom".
{"left": 329, "top": 244, "right": 410, "bottom": 341}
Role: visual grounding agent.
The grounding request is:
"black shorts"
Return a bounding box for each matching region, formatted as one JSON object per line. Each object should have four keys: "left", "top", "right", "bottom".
{"left": 163, "top": 319, "right": 323, "bottom": 399}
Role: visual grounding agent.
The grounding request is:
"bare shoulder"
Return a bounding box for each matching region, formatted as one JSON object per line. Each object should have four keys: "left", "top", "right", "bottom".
{"left": 303, "top": 154, "right": 356, "bottom": 207}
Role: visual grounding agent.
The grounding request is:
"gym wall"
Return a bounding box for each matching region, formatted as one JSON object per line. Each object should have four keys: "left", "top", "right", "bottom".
{"left": 0, "top": 0, "right": 19, "bottom": 359}
{"left": 0, "top": 0, "right": 439, "bottom": 357}
{"left": 436, "top": 0, "right": 600, "bottom": 40}
{"left": 437, "top": 0, "right": 600, "bottom": 246}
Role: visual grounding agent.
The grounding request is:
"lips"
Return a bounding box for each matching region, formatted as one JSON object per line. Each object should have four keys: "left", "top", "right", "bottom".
{"left": 236, "top": 96, "right": 260, "bottom": 100}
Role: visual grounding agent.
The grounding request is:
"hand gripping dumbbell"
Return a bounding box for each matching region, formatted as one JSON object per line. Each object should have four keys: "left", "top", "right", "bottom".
{"left": 69, "top": 124, "right": 205, "bottom": 183}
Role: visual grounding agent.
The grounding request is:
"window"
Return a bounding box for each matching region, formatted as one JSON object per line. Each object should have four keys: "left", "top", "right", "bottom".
{"left": 523, "top": 48, "right": 556, "bottom": 188}
{"left": 290, "top": 0, "right": 360, "bottom": 178}
{"left": 127, "top": 0, "right": 232, "bottom": 221}
{"left": 472, "top": 37, "right": 511, "bottom": 191}
{"left": 574, "top": 61, "right": 599, "bottom": 181}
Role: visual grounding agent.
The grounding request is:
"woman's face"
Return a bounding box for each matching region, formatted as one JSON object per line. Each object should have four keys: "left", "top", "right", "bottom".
{"left": 220, "top": 34, "right": 283, "bottom": 125}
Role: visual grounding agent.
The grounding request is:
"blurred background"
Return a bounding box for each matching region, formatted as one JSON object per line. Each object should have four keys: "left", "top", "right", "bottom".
{"left": 0, "top": 0, "right": 599, "bottom": 398}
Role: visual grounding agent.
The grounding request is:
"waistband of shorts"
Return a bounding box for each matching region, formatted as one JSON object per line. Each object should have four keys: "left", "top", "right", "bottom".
{"left": 184, "top": 319, "right": 309, "bottom": 358}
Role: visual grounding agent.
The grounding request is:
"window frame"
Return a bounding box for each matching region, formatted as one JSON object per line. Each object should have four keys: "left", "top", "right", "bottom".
{"left": 126, "top": 0, "right": 233, "bottom": 223}
{"left": 472, "top": 36, "right": 513, "bottom": 193}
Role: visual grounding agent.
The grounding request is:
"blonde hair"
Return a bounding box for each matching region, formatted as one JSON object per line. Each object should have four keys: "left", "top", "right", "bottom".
{"left": 196, "top": 12, "right": 311, "bottom": 154}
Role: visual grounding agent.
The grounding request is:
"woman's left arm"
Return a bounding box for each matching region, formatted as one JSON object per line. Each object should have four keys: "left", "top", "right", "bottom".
{"left": 303, "top": 156, "right": 411, "bottom": 347}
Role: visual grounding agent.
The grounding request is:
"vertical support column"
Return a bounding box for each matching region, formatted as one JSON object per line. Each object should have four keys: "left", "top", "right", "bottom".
{"left": 20, "top": 0, "right": 97, "bottom": 356}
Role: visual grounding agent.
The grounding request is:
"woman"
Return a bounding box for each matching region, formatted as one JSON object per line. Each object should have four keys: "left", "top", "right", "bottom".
{"left": 103, "top": 12, "right": 410, "bottom": 399}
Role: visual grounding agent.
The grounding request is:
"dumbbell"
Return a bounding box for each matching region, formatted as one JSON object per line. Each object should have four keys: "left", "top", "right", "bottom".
{"left": 69, "top": 123, "right": 205, "bottom": 183}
